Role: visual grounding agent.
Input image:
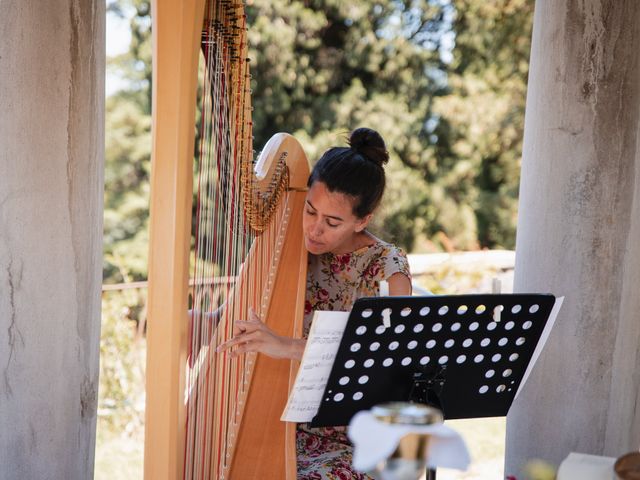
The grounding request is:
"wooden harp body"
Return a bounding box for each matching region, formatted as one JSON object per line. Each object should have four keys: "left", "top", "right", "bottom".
{"left": 144, "top": 1, "right": 309, "bottom": 479}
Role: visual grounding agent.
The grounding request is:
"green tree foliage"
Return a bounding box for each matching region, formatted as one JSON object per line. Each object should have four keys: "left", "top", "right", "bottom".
{"left": 245, "top": 0, "right": 451, "bottom": 250}
{"left": 432, "top": 0, "right": 533, "bottom": 249}
{"left": 103, "top": 0, "right": 533, "bottom": 281}
{"left": 244, "top": 0, "right": 532, "bottom": 251}
{"left": 104, "top": 0, "right": 152, "bottom": 282}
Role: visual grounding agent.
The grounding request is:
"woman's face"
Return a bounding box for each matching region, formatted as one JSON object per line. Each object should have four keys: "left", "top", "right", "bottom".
{"left": 302, "top": 181, "right": 371, "bottom": 255}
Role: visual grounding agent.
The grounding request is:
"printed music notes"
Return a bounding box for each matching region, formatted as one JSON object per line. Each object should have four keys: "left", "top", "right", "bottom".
{"left": 281, "top": 311, "right": 349, "bottom": 422}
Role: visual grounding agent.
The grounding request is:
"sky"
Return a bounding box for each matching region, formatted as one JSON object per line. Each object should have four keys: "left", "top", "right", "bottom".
{"left": 106, "top": 7, "right": 132, "bottom": 96}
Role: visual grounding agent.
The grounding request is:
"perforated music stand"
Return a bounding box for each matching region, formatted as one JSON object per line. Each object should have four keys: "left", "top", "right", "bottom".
{"left": 310, "top": 293, "right": 557, "bottom": 427}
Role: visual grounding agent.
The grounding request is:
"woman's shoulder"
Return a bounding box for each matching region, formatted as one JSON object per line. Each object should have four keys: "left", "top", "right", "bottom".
{"left": 366, "top": 236, "right": 408, "bottom": 259}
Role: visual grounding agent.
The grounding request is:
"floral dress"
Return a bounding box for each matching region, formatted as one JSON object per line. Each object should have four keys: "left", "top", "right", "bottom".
{"left": 296, "top": 240, "right": 411, "bottom": 479}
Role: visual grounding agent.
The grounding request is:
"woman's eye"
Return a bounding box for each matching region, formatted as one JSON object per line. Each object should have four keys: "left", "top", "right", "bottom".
{"left": 326, "top": 221, "right": 339, "bottom": 228}
{"left": 305, "top": 209, "right": 316, "bottom": 216}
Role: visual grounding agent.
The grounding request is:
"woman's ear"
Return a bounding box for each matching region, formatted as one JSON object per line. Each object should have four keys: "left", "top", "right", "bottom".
{"left": 354, "top": 213, "right": 373, "bottom": 232}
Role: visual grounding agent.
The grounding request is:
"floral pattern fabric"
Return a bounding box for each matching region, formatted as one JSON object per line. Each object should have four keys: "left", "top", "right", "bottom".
{"left": 297, "top": 240, "right": 411, "bottom": 479}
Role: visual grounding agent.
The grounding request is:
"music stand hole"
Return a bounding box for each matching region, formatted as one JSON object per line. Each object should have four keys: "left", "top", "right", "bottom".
{"left": 474, "top": 354, "right": 484, "bottom": 363}
{"left": 413, "top": 323, "right": 424, "bottom": 333}
{"left": 497, "top": 385, "right": 507, "bottom": 393}
{"left": 358, "top": 375, "right": 369, "bottom": 384}
{"left": 451, "top": 322, "right": 462, "bottom": 332}
{"left": 375, "top": 325, "right": 386, "bottom": 334}
{"left": 394, "top": 324, "right": 406, "bottom": 334}
{"left": 509, "top": 353, "right": 519, "bottom": 361}
{"left": 523, "top": 321, "right": 533, "bottom": 330}
{"left": 529, "top": 304, "right": 540, "bottom": 313}
{"left": 456, "top": 355, "right": 466, "bottom": 364}
{"left": 364, "top": 359, "right": 375, "bottom": 368}
{"left": 388, "top": 341, "right": 399, "bottom": 351}
{"left": 503, "top": 369, "right": 513, "bottom": 378}
{"left": 362, "top": 308, "right": 373, "bottom": 318}
{"left": 479, "top": 385, "right": 489, "bottom": 394}
{"left": 370, "top": 342, "right": 380, "bottom": 352}
{"left": 475, "top": 305, "right": 487, "bottom": 314}
{"left": 400, "top": 307, "right": 412, "bottom": 317}
{"left": 485, "top": 369, "right": 495, "bottom": 378}
{"left": 445, "top": 339, "right": 455, "bottom": 348}
{"left": 487, "top": 322, "right": 497, "bottom": 331}
{"left": 438, "top": 355, "right": 448, "bottom": 365}
{"left": 511, "top": 304, "right": 522, "bottom": 314}
{"left": 463, "top": 338, "right": 473, "bottom": 348}
{"left": 419, "top": 306, "right": 430, "bottom": 316}
{"left": 432, "top": 323, "right": 443, "bottom": 332}
{"left": 481, "top": 338, "right": 491, "bottom": 347}
{"left": 516, "top": 337, "right": 526, "bottom": 346}
{"left": 334, "top": 393, "right": 344, "bottom": 402}
{"left": 383, "top": 358, "right": 393, "bottom": 367}
{"left": 505, "top": 321, "right": 515, "bottom": 331}
{"left": 401, "top": 357, "right": 412, "bottom": 366}
{"left": 492, "top": 353, "right": 502, "bottom": 362}
{"left": 469, "top": 322, "right": 479, "bottom": 331}
{"left": 339, "top": 376, "right": 350, "bottom": 385}
{"left": 457, "top": 305, "right": 468, "bottom": 315}
{"left": 356, "top": 326, "right": 367, "bottom": 335}
{"left": 407, "top": 340, "right": 418, "bottom": 350}
{"left": 426, "top": 340, "right": 436, "bottom": 349}
{"left": 353, "top": 392, "right": 364, "bottom": 401}
{"left": 350, "top": 343, "right": 361, "bottom": 352}
{"left": 345, "top": 360, "right": 355, "bottom": 369}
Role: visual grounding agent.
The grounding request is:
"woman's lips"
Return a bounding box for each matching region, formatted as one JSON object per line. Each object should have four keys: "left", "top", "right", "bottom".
{"left": 306, "top": 237, "right": 323, "bottom": 248}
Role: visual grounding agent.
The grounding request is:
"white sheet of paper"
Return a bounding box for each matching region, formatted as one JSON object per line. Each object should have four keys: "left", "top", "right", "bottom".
{"left": 557, "top": 452, "right": 616, "bottom": 480}
{"left": 515, "top": 296, "right": 564, "bottom": 400}
{"left": 281, "top": 310, "right": 349, "bottom": 422}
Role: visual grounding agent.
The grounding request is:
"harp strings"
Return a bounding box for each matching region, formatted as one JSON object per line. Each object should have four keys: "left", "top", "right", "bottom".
{"left": 183, "top": 1, "right": 285, "bottom": 479}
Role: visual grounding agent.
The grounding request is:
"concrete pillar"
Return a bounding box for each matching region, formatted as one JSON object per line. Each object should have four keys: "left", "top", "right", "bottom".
{"left": 0, "top": 1, "right": 104, "bottom": 479}
{"left": 506, "top": 0, "right": 640, "bottom": 474}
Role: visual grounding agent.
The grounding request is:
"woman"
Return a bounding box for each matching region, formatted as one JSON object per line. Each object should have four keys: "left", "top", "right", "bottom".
{"left": 218, "top": 127, "right": 412, "bottom": 478}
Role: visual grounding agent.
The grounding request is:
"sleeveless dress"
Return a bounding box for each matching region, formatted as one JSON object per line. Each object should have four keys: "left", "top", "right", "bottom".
{"left": 296, "top": 240, "right": 411, "bottom": 480}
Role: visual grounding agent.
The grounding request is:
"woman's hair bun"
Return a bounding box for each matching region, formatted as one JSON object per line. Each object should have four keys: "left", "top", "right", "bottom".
{"left": 348, "top": 127, "right": 389, "bottom": 167}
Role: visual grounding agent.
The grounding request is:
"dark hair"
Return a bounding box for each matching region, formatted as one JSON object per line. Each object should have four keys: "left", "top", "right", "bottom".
{"left": 307, "top": 127, "right": 389, "bottom": 218}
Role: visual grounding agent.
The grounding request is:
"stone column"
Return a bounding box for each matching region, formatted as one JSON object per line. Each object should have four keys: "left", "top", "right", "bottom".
{"left": 0, "top": 1, "right": 104, "bottom": 479}
{"left": 506, "top": 0, "right": 640, "bottom": 475}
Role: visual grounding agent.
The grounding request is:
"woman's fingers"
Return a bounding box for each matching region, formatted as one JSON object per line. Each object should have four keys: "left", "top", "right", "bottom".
{"left": 216, "top": 328, "right": 261, "bottom": 353}
{"left": 233, "top": 318, "right": 262, "bottom": 336}
{"left": 216, "top": 309, "right": 289, "bottom": 358}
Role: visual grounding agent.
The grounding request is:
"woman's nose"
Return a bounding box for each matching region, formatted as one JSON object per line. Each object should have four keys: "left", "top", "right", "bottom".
{"left": 310, "top": 218, "right": 323, "bottom": 236}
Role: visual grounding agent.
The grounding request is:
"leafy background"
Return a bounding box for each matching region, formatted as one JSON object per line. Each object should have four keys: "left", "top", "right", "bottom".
{"left": 98, "top": 0, "right": 534, "bottom": 478}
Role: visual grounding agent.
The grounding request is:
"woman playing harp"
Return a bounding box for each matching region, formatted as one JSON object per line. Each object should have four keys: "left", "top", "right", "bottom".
{"left": 146, "top": 1, "right": 410, "bottom": 478}
{"left": 218, "top": 127, "right": 413, "bottom": 478}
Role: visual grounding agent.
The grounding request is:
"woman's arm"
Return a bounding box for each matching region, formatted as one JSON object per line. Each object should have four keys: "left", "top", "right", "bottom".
{"left": 217, "top": 273, "right": 411, "bottom": 361}
{"left": 387, "top": 272, "right": 412, "bottom": 296}
{"left": 216, "top": 309, "right": 306, "bottom": 361}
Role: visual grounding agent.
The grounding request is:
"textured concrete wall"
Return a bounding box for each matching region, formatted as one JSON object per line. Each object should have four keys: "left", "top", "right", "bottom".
{"left": 0, "top": 1, "right": 104, "bottom": 479}
{"left": 506, "top": 0, "right": 640, "bottom": 475}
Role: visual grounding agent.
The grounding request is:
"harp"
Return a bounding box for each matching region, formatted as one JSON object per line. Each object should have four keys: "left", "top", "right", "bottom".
{"left": 144, "top": 1, "right": 309, "bottom": 479}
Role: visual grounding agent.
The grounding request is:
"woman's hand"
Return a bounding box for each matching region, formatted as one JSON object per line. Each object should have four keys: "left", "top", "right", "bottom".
{"left": 215, "top": 309, "right": 305, "bottom": 360}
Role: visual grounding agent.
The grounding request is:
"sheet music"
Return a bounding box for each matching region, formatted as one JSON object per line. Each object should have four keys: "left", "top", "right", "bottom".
{"left": 515, "top": 296, "right": 564, "bottom": 400}
{"left": 281, "top": 310, "right": 349, "bottom": 422}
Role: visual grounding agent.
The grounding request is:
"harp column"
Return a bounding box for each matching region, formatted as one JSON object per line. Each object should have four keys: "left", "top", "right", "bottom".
{"left": 0, "top": 1, "right": 105, "bottom": 479}
{"left": 506, "top": 0, "right": 640, "bottom": 474}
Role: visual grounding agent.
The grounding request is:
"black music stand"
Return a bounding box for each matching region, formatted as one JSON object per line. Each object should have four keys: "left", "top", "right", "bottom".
{"left": 309, "top": 294, "right": 558, "bottom": 477}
